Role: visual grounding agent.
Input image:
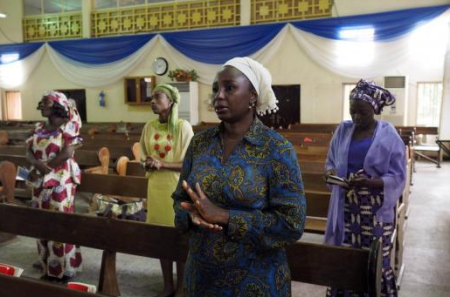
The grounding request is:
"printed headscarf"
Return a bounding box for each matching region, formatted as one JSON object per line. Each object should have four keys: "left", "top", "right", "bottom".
{"left": 43, "top": 90, "right": 82, "bottom": 133}
{"left": 350, "top": 79, "right": 396, "bottom": 115}
{"left": 152, "top": 84, "right": 180, "bottom": 138}
{"left": 223, "top": 57, "right": 279, "bottom": 116}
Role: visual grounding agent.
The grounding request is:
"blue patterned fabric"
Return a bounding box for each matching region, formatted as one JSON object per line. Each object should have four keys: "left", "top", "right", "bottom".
{"left": 172, "top": 118, "right": 306, "bottom": 297}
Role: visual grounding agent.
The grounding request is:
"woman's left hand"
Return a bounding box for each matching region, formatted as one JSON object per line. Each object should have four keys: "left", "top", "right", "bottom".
{"left": 348, "top": 177, "right": 371, "bottom": 188}
{"left": 181, "top": 181, "right": 230, "bottom": 225}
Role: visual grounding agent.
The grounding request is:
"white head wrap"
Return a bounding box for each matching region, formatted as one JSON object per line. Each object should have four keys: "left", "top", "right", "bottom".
{"left": 223, "top": 57, "right": 279, "bottom": 116}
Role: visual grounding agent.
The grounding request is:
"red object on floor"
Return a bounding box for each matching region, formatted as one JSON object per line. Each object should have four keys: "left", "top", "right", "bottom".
{"left": 67, "top": 283, "right": 90, "bottom": 291}
{"left": 0, "top": 264, "right": 15, "bottom": 276}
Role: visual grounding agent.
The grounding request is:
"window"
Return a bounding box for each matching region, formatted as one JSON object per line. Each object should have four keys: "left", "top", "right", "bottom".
{"left": 342, "top": 83, "right": 356, "bottom": 121}
{"left": 24, "top": 0, "right": 81, "bottom": 16}
{"left": 5, "top": 91, "right": 22, "bottom": 120}
{"left": 95, "top": 0, "right": 173, "bottom": 10}
{"left": 416, "top": 82, "right": 443, "bottom": 127}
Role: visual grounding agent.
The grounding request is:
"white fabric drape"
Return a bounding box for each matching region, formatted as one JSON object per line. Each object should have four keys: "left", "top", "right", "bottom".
{"left": 289, "top": 10, "right": 450, "bottom": 79}
{"left": 0, "top": 45, "right": 45, "bottom": 89}
{"left": 289, "top": 24, "right": 408, "bottom": 78}
{"left": 45, "top": 37, "right": 158, "bottom": 87}
{"left": 0, "top": 10, "right": 449, "bottom": 88}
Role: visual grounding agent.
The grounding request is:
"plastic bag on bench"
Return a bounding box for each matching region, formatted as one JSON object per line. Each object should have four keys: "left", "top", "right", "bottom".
{"left": 94, "top": 194, "right": 146, "bottom": 222}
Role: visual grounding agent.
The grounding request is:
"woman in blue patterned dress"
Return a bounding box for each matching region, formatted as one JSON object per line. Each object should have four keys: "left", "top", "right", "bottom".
{"left": 172, "top": 57, "right": 306, "bottom": 297}
{"left": 324, "top": 80, "right": 406, "bottom": 297}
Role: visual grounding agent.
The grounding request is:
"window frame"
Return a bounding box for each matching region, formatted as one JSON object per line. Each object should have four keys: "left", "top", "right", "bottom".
{"left": 416, "top": 81, "right": 443, "bottom": 127}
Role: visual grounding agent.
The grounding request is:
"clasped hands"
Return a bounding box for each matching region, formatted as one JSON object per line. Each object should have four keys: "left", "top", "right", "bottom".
{"left": 29, "top": 162, "right": 53, "bottom": 182}
{"left": 181, "top": 180, "right": 229, "bottom": 232}
{"left": 144, "top": 156, "right": 163, "bottom": 170}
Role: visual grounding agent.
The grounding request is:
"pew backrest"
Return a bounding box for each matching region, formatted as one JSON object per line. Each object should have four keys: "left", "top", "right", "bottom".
{"left": 0, "top": 202, "right": 381, "bottom": 297}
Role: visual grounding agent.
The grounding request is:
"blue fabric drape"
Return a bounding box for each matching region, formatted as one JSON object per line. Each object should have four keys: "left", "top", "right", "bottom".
{"left": 0, "top": 5, "right": 447, "bottom": 66}
{"left": 0, "top": 42, "right": 44, "bottom": 64}
{"left": 48, "top": 34, "right": 156, "bottom": 64}
{"left": 292, "top": 4, "right": 450, "bottom": 41}
{"left": 161, "top": 23, "right": 285, "bottom": 64}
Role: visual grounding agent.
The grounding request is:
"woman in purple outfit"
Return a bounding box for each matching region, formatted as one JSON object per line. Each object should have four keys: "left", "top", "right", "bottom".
{"left": 324, "top": 79, "right": 406, "bottom": 297}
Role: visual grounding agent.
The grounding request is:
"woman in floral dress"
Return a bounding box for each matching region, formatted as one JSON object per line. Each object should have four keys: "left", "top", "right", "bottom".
{"left": 26, "top": 91, "right": 83, "bottom": 282}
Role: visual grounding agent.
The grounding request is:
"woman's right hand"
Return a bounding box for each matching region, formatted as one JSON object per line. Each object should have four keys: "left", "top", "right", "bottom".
{"left": 35, "top": 162, "right": 52, "bottom": 175}
{"left": 144, "top": 156, "right": 162, "bottom": 170}
{"left": 181, "top": 202, "right": 223, "bottom": 232}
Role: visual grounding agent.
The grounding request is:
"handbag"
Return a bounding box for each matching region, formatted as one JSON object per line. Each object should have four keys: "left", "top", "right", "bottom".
{"left": 95, "top": 194, "right": 146, "bottom": 222}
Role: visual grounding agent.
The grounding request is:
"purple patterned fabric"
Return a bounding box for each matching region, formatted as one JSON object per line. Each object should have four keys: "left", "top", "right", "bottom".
{"left": 326, "top": 187, "right": 398, "bottom": 297}
{"left": 324, "top": 120, "right": 406, "bottom": 245}
{"left": 350, "top": 80, "right": 396, "bottom": 115}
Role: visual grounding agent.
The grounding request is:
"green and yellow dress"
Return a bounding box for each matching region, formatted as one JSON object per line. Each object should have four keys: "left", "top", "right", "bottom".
{"left": 140, "top": 119, "right": 193, "bottom": 226}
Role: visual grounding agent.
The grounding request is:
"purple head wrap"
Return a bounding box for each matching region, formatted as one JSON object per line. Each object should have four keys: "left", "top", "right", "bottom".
{"left": 350, "top": 79, "right": 396, "bottom": 115}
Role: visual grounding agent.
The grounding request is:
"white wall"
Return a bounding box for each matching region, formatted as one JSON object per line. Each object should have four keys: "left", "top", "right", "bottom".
{"left": 1, "top": 0, "right": 449, "bottom": 125}
{"left": 333, "top": 0, "right": 450, "bottom": 16}
{"left": 0, "top": 0, "right": 23, "bottom": 43}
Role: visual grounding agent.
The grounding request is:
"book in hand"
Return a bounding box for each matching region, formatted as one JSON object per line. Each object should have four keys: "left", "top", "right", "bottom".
{"left": 16, "top": 166, "right": 42, "bottom": 188}
{"left": 67, "top": 282, "right": 98, "bottom": 293}
{"left": 0, "top": 263, "right": 24, "bottom": 277}
{"left": 325, "top": 175, "right": 349, "bottom": 187}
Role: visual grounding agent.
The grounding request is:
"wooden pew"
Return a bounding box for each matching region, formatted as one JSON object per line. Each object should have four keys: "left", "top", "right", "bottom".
{"left": 0, "top": 149, "right": 108, "bottom": 171}
{"left": 122, "top": 160, "right": 332, "bottom": 234}
{"left": 81, "top": 131, "right": 141, "bottom": 142}
{"left": 0, "top": 199, "right": 382, "bottom": 297}
{"left": 0, "top": 161, "right": 17, "bottom": 246}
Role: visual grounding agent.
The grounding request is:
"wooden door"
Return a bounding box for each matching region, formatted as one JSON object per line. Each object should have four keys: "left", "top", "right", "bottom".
{"left": 260, "top": 85, "right": 300, "bottom": 129}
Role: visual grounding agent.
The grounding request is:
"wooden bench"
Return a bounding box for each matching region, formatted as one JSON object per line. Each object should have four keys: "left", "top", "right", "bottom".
{"left": 0, "top": 198, "right": 382, "bottom": 296}
{"left": 0, "top": 148, "right": 109, "bottom": 171}
{"left": 398, "top": 126, "right": 441, "bottom": 168}
{"left": 121, "top": 160, "right": 331, "bottom": 234}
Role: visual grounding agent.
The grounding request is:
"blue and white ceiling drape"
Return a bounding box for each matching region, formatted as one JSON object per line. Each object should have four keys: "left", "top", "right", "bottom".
{"left": 0, "top": 4, "right": 449, "bottom": 89}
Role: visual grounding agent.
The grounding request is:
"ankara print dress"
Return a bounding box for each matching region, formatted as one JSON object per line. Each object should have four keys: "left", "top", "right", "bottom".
{"left": 172, "top": 118, "right": 306, "bottom": 297}
{"left": 27, "top": 121, "right": 82, "bottom": 278}
{"left": 324, "top": 121, "right": 406, "bottom": 297}
{"left": 326, "top": 138, "right": 397, "bottom": 297}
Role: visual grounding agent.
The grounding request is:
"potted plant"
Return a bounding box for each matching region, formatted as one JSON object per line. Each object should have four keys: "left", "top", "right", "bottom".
{"left": 168, "top": 69, "right": 199, "bottom": 82}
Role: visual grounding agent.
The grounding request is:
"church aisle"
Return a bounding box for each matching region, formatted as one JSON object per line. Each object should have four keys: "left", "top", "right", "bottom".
{"left": 399, "top": 161, "right": 450, "bottom": 297}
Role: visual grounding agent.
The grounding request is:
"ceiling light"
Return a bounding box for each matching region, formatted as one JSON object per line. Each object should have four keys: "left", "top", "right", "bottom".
{"left": 0, "top": 13, "right": 7, "bottom": 18}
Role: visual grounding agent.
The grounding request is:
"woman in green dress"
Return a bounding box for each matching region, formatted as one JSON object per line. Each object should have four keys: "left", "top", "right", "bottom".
{"left": 140, "top": 83, "right": 194, "bottom": 297}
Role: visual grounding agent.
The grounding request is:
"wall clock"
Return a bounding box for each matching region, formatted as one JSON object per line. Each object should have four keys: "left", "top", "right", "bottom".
{"left": 152, "top": 57, "right": 169, "bottom": 76}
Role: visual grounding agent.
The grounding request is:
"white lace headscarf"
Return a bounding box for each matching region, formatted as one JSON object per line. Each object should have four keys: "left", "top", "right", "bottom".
{"left": 223, "top": 57, "right": 279, "bottom": 115}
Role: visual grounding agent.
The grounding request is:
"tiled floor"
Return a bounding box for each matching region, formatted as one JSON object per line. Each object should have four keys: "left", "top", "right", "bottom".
{"left": 1, "top": 161, "right": 449, "bottom": 296}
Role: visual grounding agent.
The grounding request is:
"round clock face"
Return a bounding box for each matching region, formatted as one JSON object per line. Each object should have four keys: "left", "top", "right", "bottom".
{"left": 152, "top": 57, "right": 168, "bottom": 76}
